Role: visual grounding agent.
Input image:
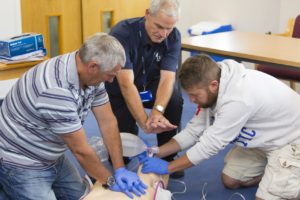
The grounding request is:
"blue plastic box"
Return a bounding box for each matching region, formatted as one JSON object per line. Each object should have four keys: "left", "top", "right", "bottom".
{"left": 0, "top": 33, "right": 45, "bottom": 58}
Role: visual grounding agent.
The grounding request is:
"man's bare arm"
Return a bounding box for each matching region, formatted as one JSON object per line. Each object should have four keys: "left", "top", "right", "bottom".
{"left": 117, "top": 69, "right": 149, "bottom": 130}
{"left": 92, "top": 102, "right": 124, "bottom": 170}
{"left": 62, "top": 129, "right": 112, "bottom": 184}
{"left": 157, "top": 138, "right": 181, "bottom": 158}
{"left": 146, "top": 70, "right": 177, "bottom": 131}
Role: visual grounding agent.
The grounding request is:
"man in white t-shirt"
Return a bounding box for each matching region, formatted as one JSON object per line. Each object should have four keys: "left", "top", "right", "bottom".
{"left": 140, "top": 54, "right": 300, "bottom": 200}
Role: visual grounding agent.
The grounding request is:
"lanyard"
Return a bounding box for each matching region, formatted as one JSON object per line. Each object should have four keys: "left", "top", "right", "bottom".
{"left": 139, "top": 28, "right": 158, "bottom": 91}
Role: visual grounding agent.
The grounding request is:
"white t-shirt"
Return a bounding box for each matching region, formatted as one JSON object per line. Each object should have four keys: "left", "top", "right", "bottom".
{"left": 174, "top": 60, "right": 300, "bottom": 165}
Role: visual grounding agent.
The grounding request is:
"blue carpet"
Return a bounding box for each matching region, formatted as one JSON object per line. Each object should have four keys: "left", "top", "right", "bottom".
{"left": 79, "top": 92, "right": 257, "bottom": 200}
{"left": 167, "top": 145, "right": 257, "bottom": 200}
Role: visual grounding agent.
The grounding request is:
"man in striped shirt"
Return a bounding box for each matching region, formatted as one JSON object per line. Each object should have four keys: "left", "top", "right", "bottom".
{"left": 0, "top": 33, "right": 147, "bottom": 199}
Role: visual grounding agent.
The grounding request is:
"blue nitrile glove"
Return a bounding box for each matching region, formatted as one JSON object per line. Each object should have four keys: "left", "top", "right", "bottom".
{"left": 135, "top": 151, "right": 148, "bottom": 163}
{"left": 128, "top": 138, "right": 150, "bottom": 162}
{"left": 140, "top": 138, "right": 159, "bottom": 158}
{"left": 141, "top": 157, "right": 169, "bottom": 175}
{"left": 141, "top": 137, "right": 151, "bottom": 147}
{"left": 114, "top": 167, "right": 148, "bottom": 197}
{"left": 109, "top": 182, "right": 133, "bottom": 199}
{"left": 134, "top": 146, "right": 159, "bottom": 164}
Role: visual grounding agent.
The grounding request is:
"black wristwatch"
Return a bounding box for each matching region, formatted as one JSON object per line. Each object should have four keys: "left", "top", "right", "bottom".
{"left": 102, "top": 175, "right": 116, "bottom": 189}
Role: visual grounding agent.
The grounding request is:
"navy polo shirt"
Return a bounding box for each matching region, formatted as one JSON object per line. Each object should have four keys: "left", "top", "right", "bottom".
{"left": 106, "top": 17, "right": 181, "bottom": 96}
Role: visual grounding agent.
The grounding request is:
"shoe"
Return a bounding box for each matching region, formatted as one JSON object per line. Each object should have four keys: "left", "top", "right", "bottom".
{"left": 170, "top": 170, "right": 185, "bottom": 179}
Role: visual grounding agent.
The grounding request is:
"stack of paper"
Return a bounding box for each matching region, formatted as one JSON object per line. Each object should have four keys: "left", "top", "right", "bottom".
{"left": 0, "top": 50, "right": 45, "bottom": 64}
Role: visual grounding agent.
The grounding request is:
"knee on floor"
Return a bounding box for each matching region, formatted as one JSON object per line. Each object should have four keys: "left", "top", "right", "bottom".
{"left": 221, "top": 173, "right": 242, "bottom": 189}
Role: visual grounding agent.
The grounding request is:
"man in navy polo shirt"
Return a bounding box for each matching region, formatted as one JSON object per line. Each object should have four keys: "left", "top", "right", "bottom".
{"left": 105, "top": 0, "right": 184, "bottom": 178}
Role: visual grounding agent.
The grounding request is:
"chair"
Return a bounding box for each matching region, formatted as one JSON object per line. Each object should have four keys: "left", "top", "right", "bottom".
{"left": 256, "top": 15, "right": 300, "bottom": 90}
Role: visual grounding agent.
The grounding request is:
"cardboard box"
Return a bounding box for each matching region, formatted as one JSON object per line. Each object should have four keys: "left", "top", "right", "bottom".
{"left": 0, "top": 33, "right": 45, "bottom": 58}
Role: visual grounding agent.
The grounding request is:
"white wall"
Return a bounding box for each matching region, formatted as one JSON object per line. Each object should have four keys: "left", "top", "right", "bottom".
{"left": 177, "top": 0, "right": 281, "bottom": 37}
{"left": 176, "top": 0, "right": 300, "bottom": 36}
{"left": 1, "top": 0, "right": 299, "bottom": 38}
{"left": 279, "top": 0, "right": 300, "bottom": 31}
{"left": 0, "top": 0, "right": 21, "bottom": 39}
{"left": 175, "top": 0, "right": 300, "bottom": 69}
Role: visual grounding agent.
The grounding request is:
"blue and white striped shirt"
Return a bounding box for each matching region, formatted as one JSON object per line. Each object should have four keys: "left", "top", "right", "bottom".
{"left": 0, "top": 52, "right": 109, "bottom": 169}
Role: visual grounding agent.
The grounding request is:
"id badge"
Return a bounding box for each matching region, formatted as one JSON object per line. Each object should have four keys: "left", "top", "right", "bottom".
{"left": 139, "top": 90, "right": 153, "bottom": 102}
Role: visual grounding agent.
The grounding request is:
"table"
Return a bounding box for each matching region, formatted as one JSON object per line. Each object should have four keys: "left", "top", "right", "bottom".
{"left": 181, "top": 31, "right": 300, "bottom": 69}
{"left": 0, "top": 59, "right": 46, "bottom": 101}
{"left": 0, "top": 59, "right": 46, "bottom": 80}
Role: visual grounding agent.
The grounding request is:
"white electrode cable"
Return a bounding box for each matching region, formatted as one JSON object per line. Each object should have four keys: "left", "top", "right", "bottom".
{"left": 169, "top": 179, "right": 187, "bottom": 200}
{"left": 228, "top": 192, "right": 246, "bottom": 200}
{"left": 200, "top": 182, "right": 246, "bottom": 200}
{"left": 200, "top": 182, "right": 208, "bottom": 200}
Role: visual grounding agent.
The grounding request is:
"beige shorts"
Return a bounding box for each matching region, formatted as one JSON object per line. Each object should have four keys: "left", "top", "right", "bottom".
{"left": 257, "top": 144, "right": 300, "bottom": 200}
{"left": 223, "top": 145, "right": 267, "bottom": 182}
{"left": 223, "top": 144, "right": 300, "bottom": 200}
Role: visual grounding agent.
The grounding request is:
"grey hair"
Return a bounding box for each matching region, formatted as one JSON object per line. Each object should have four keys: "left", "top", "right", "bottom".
{"left": 149, "top": 0, "right": 180, "bottom": 19}
{"left": 78, "top": 32, "right": 125, "bottom": 71}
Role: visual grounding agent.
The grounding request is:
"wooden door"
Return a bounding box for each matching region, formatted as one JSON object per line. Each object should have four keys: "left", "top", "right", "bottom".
{"left": 81, "top": 0, "right": 150, "bottom": 40}
{"left": 20, "top": 0, "right": 82, "bottom": 57}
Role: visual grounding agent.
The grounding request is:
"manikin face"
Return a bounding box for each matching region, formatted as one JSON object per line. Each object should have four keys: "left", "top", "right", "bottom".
{"left": 144, "top": 9, "right": 177, "bottom": 43}
{"left": 185, "top": 81, "right": 219, "bottom": 108}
